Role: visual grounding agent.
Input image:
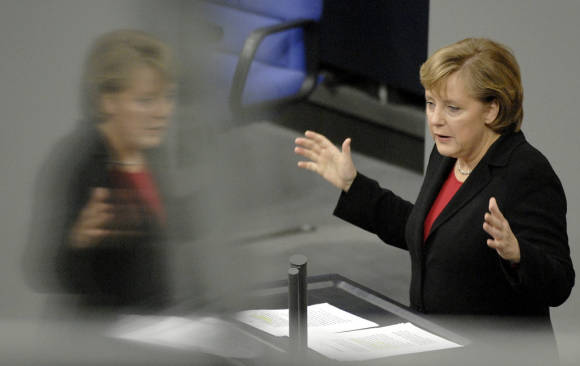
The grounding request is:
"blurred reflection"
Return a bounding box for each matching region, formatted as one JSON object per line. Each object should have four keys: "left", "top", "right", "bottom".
{"left": 24, "top": 29, "right": 184, "bottom": 314}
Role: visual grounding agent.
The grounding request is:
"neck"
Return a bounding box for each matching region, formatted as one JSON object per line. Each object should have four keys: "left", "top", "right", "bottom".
{"left": 456, "top": 131, "right": 500, "bottom": 174}
{"left": 98, "top": 122, "right": 146, "bottom": 171}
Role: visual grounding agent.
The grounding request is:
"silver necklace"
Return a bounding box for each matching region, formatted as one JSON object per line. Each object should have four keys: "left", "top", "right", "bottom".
{"left": 456, "top": 161, "right": 472, "bottom": 175}
{"left": 108, "top": 160, "right": 142, "bottom": 166}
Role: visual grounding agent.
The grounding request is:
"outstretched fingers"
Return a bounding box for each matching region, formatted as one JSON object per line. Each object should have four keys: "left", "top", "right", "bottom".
{"left": 297, "top": 160, "right": 319, "bottom": 173}
{"left": 294, "top": 130, "right": 338, "bottom": 164}
{"left": 341, "top": 138, "right": 352, "bottom": 156}
{"left": 294, "top": 136, "right": 320, "bottom": 152}
{"left": 295, "top": 130, "right": 358, "bottom": 187}
{"left": 304, "top": 130, "right": 331, "bottom": 145}
{"left": 482, "top": 197, "right": 520, "bottom": 263}
{"left": 483, "top": 198, "right": 503, "bottom": 242}
{"left": 294, "top": 145, "right": 320, "bottom": 163}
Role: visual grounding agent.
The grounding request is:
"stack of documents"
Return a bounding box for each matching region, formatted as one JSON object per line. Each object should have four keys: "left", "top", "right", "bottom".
{"left": 235, "top": 302, "right": 378, "bottom": 336}
{"left": 109, "top": 315, "right": 266, "bottom": 359}
{"left": 236, "top": 302, "right": 461, "bottom": 361}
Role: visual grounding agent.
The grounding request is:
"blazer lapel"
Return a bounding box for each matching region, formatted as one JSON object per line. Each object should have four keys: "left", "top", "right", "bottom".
{"left": 409, "top": 149, "right": 455, "bottom": 250}
{"left": 426, "top": 131, "right": 525, "bottom": 238}
{"left": 428, "top": 161, "right": 491, "bottom": 237}
{"left": 416, "top": 156, "right": 455, "bottom": 224}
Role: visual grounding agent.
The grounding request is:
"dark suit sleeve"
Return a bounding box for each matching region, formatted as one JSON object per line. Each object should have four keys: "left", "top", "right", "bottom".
{"left": 53, "top": 159, "right": 103, "bottom": 295}
{"left": 503, "top": 157, "right": 574, "bottom": 307}
{"left": 22, "top": 132, "right": 89, "bottom": 293}
{"left": 333, "top": 173, "right": 414, "bottom": 250}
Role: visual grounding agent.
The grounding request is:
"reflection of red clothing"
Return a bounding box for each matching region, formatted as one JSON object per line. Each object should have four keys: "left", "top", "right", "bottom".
{"left": 423, "top": 169, "right": 462, "bottom": 242}
{"left": 110, "top": 169, "right": 166, "bottom": 225}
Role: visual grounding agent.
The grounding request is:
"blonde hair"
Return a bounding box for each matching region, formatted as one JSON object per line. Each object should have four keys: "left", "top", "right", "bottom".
{"left": 420, "top": 38, "right": 523, "bottom": 133}
{"left": 82, "top": 29, "right": 175, "bottom": 122}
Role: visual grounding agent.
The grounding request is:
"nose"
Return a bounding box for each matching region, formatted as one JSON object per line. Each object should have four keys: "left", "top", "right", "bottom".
{"left": 154, "top": 97, "right": 174, "bottom": 120}
{"left": 427, "top": 104, "right": 444, "bottom": 127}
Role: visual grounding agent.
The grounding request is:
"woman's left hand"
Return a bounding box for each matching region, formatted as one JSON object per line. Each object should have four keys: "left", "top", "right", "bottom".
{"left": 483, "top": 197, "right": 521, "bottom": 263}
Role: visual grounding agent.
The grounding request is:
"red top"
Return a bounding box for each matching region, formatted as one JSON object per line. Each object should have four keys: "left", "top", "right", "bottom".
{"left": 110, "top": 169, "right": 166, "bottom": 225}
{"left": 423, "top": 169, "right": 462, "bottom": 242}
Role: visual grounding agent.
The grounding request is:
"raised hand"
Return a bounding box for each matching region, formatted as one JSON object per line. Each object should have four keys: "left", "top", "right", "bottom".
{"left": 483, "top": 197, "right": 521, "bottom": 263}
{"left": 69, "top": 187, "right": 114, "bottom": 249}
{"left": 294, "top": 130, "right": 357, "bottom": 192}
{"left": 69, "top": 187, "right": 145, "bottom": 249}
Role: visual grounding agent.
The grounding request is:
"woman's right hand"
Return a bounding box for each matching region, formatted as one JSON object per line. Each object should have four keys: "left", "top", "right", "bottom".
{"left": 294, "top": 130, "right": 357, "bottom": 192}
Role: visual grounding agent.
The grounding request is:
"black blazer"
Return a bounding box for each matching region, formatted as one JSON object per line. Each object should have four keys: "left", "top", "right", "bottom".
{"left": 24, "top": 124, "right": 174, "bottom": 312}
{"left": 334, "top": 131, "right": 574, "bottom": 315}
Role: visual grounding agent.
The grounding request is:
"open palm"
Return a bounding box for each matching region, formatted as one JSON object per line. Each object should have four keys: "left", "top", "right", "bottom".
{"left": 294, "top": 130, "right": 357, "bottom": 192}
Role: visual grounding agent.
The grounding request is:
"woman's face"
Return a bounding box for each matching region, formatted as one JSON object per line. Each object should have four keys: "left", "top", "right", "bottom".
{"left": 425, "top": 72, "right": 499, "bottom": 164}
{"left": 102, "top": 65, "right": 175, "bottom": 151}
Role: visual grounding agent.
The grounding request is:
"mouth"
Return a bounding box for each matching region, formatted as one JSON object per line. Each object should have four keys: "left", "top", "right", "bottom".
{"left": 145, "top": 126, "right": 166, "bottom": 133}
{"left": 434, "top": 133, "right": 452, "bottom": 141}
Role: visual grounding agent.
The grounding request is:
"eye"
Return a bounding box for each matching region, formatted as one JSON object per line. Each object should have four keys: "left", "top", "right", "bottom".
{"left": 447, "top": 105, "right": 460, "bottom": 112}
{"left": 165, "top": 92, "right": 176, "bottom": 102}
{"left": 136, "top": 97, "right": 154, "bottom": 104}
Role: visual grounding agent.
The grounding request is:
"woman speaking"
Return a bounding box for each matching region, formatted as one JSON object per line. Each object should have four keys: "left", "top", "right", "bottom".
{"left": 294, "top": 38, "right": 574, "bottom": 316}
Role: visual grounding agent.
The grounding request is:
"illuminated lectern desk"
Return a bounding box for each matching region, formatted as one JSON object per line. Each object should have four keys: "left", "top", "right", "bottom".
{"left": 233, "top": 273, "right": 558, "bottom": 366}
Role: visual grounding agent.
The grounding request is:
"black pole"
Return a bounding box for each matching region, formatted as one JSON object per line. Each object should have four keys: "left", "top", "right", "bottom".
{"left": 288, "top": 267, "right": 300, "bottom": 355}
{"left": 289, "top": 254, "right": 308, "bottom": 352}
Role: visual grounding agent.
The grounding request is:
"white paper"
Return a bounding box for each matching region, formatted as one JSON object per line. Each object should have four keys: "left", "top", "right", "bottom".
{"left": 109, "top": 315, "right": 264, "bottom": 359}
{"left": 308, "top": 322, "right": 462, "bottom": 361}
{"left": 235, "top": 302, "right": 378, "bottom": 337}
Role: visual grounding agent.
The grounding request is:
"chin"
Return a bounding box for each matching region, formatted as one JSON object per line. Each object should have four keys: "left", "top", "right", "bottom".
{"left": 138, "top": 136, "right": 164, "bottom": 150}
{"left": 434, "top": 143, "right": 457, "bottom": 158}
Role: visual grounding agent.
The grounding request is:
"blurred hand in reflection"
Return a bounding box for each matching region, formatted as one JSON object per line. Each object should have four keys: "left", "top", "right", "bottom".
{"left": 69, "top": 187, "right": 149, "bottom": 249}
{"left": 294, "top": 130, "right": 357, "bottom": 192}
{"left": 69, "top": 187, "right": 113, "bottom": 249}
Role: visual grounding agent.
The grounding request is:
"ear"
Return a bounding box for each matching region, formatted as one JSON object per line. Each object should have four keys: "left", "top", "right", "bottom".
{"left": 484, "top": 99, "right": 500, "bottom": 125}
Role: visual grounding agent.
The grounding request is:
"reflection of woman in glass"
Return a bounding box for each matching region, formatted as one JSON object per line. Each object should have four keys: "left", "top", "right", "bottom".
{"left": 26, "top": 30, "right": 178, "bottom": 312}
